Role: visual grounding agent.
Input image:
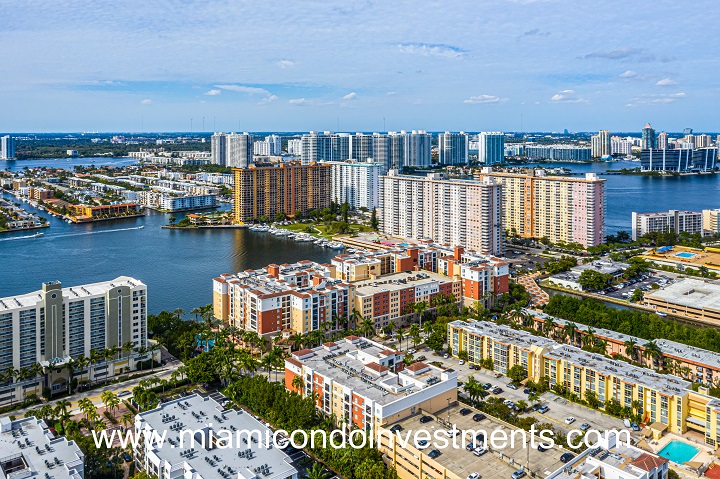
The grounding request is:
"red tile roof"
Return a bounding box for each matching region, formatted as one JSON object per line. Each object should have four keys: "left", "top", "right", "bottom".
{"left": 406, "top": 362, "right": 429, "bottom": 372}
{"left": 286, "top": 357, "right": 303, "bottom": 368}
{"left": 292, "top": 349, "right": 314, "bottom": 358}
{"left": 365, "top": 362, "right": 389, "bottom": 373}
{"left": 631, "top": 453, "right": 668, "bottom": 472}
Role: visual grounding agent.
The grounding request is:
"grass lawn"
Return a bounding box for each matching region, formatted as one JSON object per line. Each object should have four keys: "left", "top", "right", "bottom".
{"left": 278, "top": 222, "right": 373, "bottom": 240}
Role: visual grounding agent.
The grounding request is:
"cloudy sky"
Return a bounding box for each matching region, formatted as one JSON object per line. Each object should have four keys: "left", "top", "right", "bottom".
{"left": 2, "top": 0, "right": 719, "bottom": 133}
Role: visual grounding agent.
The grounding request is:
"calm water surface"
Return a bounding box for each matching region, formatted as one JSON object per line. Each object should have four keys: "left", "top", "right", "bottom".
{"left": 1, "top": 157, "right": 718, "bottom": 312}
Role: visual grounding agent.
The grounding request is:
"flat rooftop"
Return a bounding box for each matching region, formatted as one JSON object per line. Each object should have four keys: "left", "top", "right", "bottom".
{"left": 549, "top": 443, "right": 668, "bottom": 479}
{"left": 385, "top": 404, "right": 566, "bottom": 479}
{"left": 528, "top": 310, "right": 720, "bottom": 372}
{"left": 136, "top": 394, "right": 297, "bottom": 479}
{"left": 449, "top": 320, "right": 556, "bottom": 351}
{"left": 354, "top": 270, "right": 453, "bottom": 297}
{"left": 291, "top": 338, "right": 455, "bottom": 406}
{"left": 645, "top": 278, "right": 720, "bottom": 312}
{"left": 0, "top": 417, "right": 84, "bottom": 479}
{"left": 0, "top": 276, "right": 144, "bottom": 312}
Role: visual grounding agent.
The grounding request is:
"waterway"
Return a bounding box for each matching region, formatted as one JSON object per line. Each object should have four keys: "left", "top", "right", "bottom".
{"left": 1, "top": 157, "right": 719, "bottom": 313}
{"left": 0, "top": 170, "right": 336, "bottom": 313}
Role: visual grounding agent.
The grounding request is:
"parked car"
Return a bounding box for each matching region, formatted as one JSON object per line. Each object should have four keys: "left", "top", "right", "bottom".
{"left": 459, "top": 360, "right": 465, "bottom": 365}
{"left": 631, "top": 423, "right": 641, "bottom": 431}
{"left": 523, "top": 388, "right": 531, "bottom": 394}
{"left": 409, "top": 349, "right": 417, "bottom": 354}
{"left": 472, "top": 413, "right": 486, "bottom": 422}
{"left": 537, "top": 405, "right": 549, "bottom": 413}
{"left": 580, "top": 423, "right": 591, "bottom": 432}
{"left": 511, "top": 470, "right": 526, "bottom": 479}
{"left": 473, "top": 447, "right": 488, "bottom": 457}
{"left": 507, "top": 383, "right": 518, "bottom": 390}
{"left": 428, "top": 449, "right": 442, "bottom": 459}
{"left": 482, "top": 383, "right": 492, "bottom": 390}
{"left": 460, "top": 408, "right": 472, "bottom": 416}
{"left": 537, "top": 444, "right": 549, "bottom": 452}
{"left": 560, "top": 453, "right": 575, "bottom": 463}
{"left": 443, "top": 353, "right": 450, "bottom": 359}
{"left": 390, "top": 424, "right": 403, "bottom": 433}
{"left": 467, "top": 473, "right": 480, "bottom": 479}
{"left": 420, "top": 415, "right": 433, "bottom": 423}
{"left": 417, "top": 355, "right": 427, "bottom": 361}
{"left": 417, "top": 439, "right": 429, "bottom": 449}
{"left": 492, "top": 387, "right": 503, "bottom": 394}
{"left": 445, "top": 428, "right": 460, "bottom": 437}
{"left": 565, "top": 416, "right": 576, "bottom": 425}
{"left": 122, "top": 452, "right": 132, "bottom": 462}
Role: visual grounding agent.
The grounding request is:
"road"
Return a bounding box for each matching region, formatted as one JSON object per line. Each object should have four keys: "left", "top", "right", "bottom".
{"left": 12, "top": 346, "right": 182, "bottom": 417}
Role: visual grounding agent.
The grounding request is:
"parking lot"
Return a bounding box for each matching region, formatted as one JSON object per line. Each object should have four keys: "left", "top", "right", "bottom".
{"left": 388, "top": 403, "right": 569, "bottom": 479}
{"left": 398, "top": 345, "right": 641, "bottom": 442}
{"left": 598, "top": 272, "right": 675, "bottom": 301}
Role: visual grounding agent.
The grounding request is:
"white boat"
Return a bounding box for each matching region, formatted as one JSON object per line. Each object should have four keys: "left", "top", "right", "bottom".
{"left": 655, "top": 311, "right": 667, "bottom": 317}
{"left": 331, "top": 242, "right": 345, "bottom": 249}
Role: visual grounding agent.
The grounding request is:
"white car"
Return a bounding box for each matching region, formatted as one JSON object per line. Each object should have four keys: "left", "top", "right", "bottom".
{"left": 409, "top": 349, "right": 417, "bottom": 354}
{"left": 445, "top": 428, "right": 460, "bottom": 437}
{"left": 459, "top": 360, "right": 465, "bottom": 365}
{"left": 443, "top": 353, "right": 450, "bottom": 359}
{"left": 565, "top": 416, "right": 575, "bottom": 425}
{"left": 473, "top": 447, "right": 488, "bottom": 456}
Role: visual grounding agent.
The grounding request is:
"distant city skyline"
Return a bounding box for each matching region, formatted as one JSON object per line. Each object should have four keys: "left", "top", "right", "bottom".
{"left": 2, "top": 1, "right": 719, "bottom": 132}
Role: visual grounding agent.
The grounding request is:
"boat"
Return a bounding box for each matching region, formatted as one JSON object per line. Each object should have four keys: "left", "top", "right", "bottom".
{"left": 655, "top": 311, "right": 667, "bottom": 317}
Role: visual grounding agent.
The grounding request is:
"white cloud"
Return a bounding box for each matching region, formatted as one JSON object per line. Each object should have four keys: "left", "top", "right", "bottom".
{"left": 140, "top": 99, "right": 152, "bottom": 104}
{"left": 619, "top": 70, "right": 637, "bottom": 78}
{"left": 216, "top": 84, "right": 271, "bottom": 95}
{"left": 276, "top": 60, "right": 295, "bottom": 69}
{"left": 626, "top": 92, "right": 686, "bottom": 107}
{"left": 204, "top": 89, "right": 221, "bottom": 96}
{"left": 258, "top": 94, "right": 278, "bottom": 105}
{"left": 656, "top": 78, "right": 677, "bottom": 86}
{"left": 550, "top": 90, "right": 588, "bottom": 103}
{"left": 288, "top": 98, "right": 307, "bottom": 105}
{"left": 386, "top": 91, "right": 397, "bottom": 96}
{"left": 397, "top": 43, "right": 465, "bottom": 59}
{"left": 342, "top": 92, "right": 358, "bottom": 100}
{"left": 464, "top": 94, "right": 508, "bottom": 104}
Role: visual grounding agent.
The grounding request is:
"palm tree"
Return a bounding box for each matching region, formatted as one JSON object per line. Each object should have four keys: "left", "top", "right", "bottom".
{"left": 396, "top": 330, "right": 405, "bottom": 350}
{"left": 190, "top": 306, "right": 203, "bottom": 321}
{"left": 409, "top": 324, "right": 421, "bottom": 348}
{"left": 302, "top": 463, "right": 330, "bottom": 479}
{"left": 350, "top": 308, "right": 363, "bottom": 330}
{"left": 289, "top": 333, "right": 304, "bottom": 352}
{"left": 508, "top": 306, "right": 529, "bottom": 327}
{"left": 642, "top": 341, "right": 663, "bottom": 370}
{"left": 624, "top": 339, "right": 638, "bottom": 361}
{"left": 543, "top": 317, "right": 556, "bottom": 338}
{"left": 78, "top": 398, "right": 97, "bottom": 422}
{"left": 55, "top": 400, "right": 71, "bottom": 423}
{"left": 413, "top": 301, "right": 428, "bottom": 327}
{"left": 291, "top": 374, "right": 304, "bottom": 393}
{"left": 360, "top": 319, "right": 375, "bottom": 338}
{"left": 120, "top": 412, "right": 134, "bottom": 432}
{"left": 562, "top": 322, "right": 578, "bottom": 346}
{"left": 173, "top": 308, "right": 185, "bottom": 320}
{"left": 101, "top": 390, "right": 120, "bottom": 418}
{"left": 583, "top": 327, "right": 596, "bottom": 347}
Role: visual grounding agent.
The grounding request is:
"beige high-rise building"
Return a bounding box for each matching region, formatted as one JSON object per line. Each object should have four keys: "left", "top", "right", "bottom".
{"left": 704, "top": 208, "right": 720, "bottom": 235}
{"left": 380, "top": 171, "right": 504, "bottom": 256}
{"left": 0, "top": 277, "right": 150, "bottom": 407}
{"left": 474, "top": 168, "right": 606, "bottom": 247}
{"left": 232, "top": 163, "right": 332, "bottom": 222}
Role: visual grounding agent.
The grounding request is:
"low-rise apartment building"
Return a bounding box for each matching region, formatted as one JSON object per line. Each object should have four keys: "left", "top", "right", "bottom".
{"left": 213, "top": 245, "right": 509, "bottom": 336}
{"left": 703, "top": 209, "right": 720, "bottom": 235}
{"left": 631, "top": 210, "right": 704, "bottom": 240}
{"left": 284, "top": 336, "right": 457, "bottom": 432}
{"left": 447, "top": 319, "right": 720, "bottom": 443}
{"left": 0, "top": 416, "right": 85, "bottom": 479}
{"left": 134, "top": 394, "right": 298, "bottom": 479}
{"left": 0, "top": 277, "right": 150, "bottom": 407}
{"left": 547, "top": 259, "right": 628, "bottom": 291}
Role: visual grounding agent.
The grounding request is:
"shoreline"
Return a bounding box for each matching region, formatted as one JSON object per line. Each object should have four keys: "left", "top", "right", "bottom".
{"left": 0, "top": 223, "right": 50, "bottom": 234}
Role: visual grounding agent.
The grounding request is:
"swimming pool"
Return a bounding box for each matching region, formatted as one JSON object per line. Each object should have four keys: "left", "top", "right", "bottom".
{"left": 675, "top": 252, "right": 697, "bottom": 259}
{"left": 657, "top": 440, "right": 699, "bottom": 464}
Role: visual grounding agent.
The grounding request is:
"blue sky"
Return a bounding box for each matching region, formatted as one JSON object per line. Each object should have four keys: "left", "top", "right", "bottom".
{"left": 2, "top": 0, "right": 719, "bottom": 133}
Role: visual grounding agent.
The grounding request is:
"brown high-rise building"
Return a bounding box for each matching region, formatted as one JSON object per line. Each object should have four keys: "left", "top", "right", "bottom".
{"left": 233, "top": 163, "right": 332, "bottom": 222}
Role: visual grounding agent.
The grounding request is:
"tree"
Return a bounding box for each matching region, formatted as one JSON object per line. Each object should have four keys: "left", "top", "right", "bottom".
{"left": 507, "top": 365, "right": 528, "bottom": 384}
{"left": 168, "top": 215, "right": 176, "bottom": 225}
{"left": 303, "top": 463, "right": 331, "bottom": 479}
{"left": 425, "top": 330, "right": 445, "bottom": 352}
{"left": 624, "top": 339, "right": 638, "bottom": 361}
{"left": 630, "top": 289, "right": 643, "bottom": 303}
{"left": 370, "top": 208, "right": 379, "bottom": 230}
{"left": 578, "top": 270, "right": 613, "bottom": 291}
